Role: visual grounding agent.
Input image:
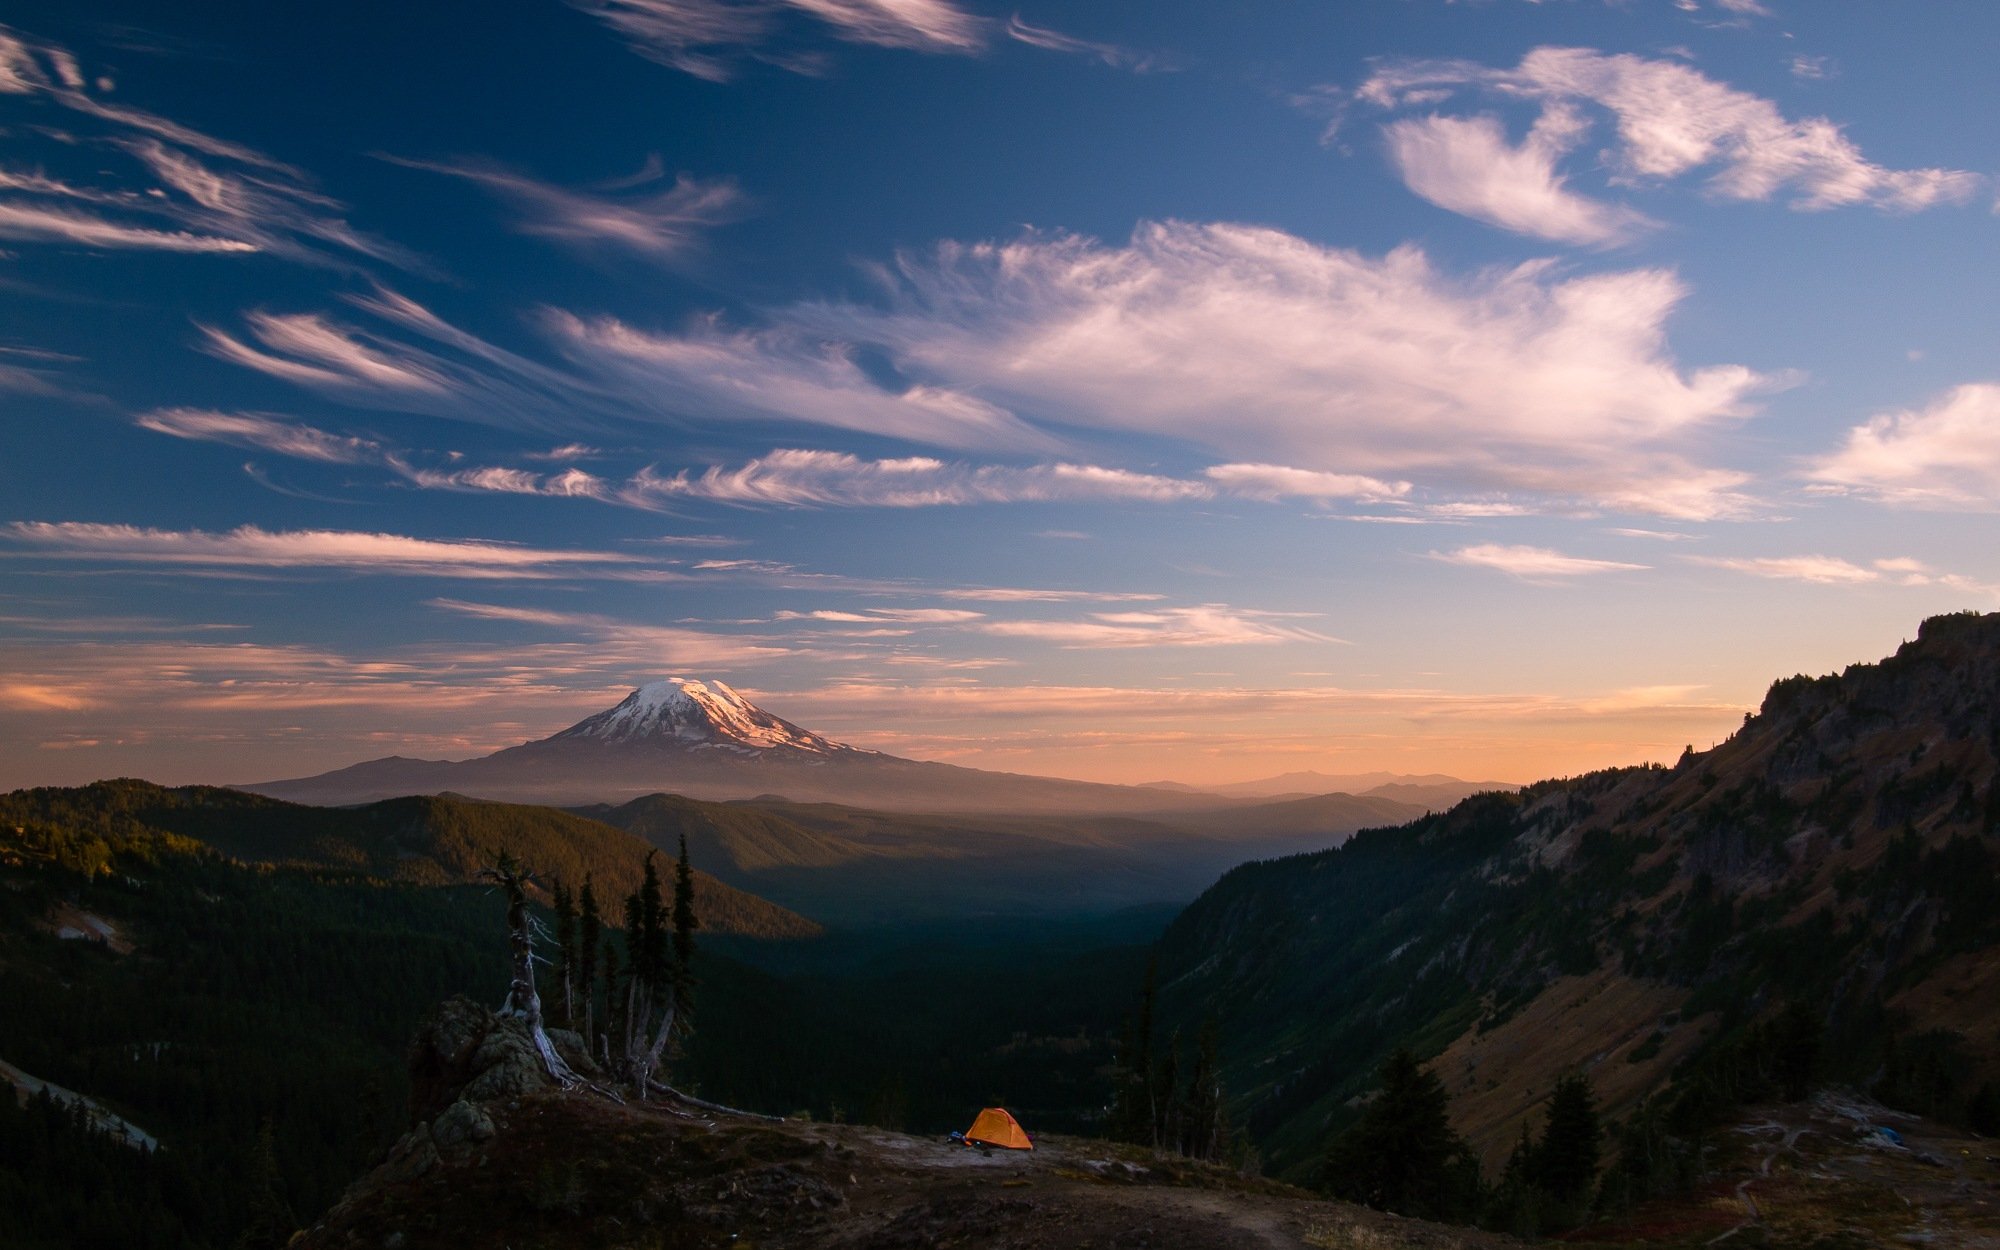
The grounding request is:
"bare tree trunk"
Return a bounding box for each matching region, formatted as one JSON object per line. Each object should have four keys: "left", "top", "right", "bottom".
{"left": 645, "top": 1079, "right": 782, "bottom": 1122}
{"left": 629, "top": 993, "right": 676, "bottom": 1095}
{"left": 482, "top": 855, "right": 577, "bottom": 1088}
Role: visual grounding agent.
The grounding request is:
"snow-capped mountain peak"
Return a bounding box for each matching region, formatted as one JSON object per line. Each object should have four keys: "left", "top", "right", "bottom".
{"left": 550, "top": 678, "right": 854, "bottom": 756}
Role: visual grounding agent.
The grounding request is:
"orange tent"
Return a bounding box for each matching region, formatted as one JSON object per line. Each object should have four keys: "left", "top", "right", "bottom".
{"left": 964, "top": 1107, "right": 1034, "bottom": 1150}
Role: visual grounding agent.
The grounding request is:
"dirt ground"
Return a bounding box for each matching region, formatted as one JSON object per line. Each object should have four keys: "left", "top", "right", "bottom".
{"left": 297, "top": 1092, "right": 1515, "bottom": 1250}
{"left": 296, "top": 1082, "right": 2000, "bottom": 1250}
{"left": 1569, "top": 1091, "right": 2000, "bottom": 1249}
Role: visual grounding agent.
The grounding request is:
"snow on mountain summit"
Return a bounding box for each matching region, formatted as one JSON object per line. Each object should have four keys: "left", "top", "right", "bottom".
{"left": 550, "top": 678, "right": 855, "bottom": 755}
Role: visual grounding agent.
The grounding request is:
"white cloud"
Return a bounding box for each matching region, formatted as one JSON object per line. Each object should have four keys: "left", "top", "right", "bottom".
{"left": 1003, "top": 16, "right": 1173, "bottom": 72}
{"left": 1689, "top": 554, "right": 1876, "bottom": 584}
{"left": 788, "top": 0, "right": 983, "bottom": 49}
{"left": 937, "top": 587, "right": 1164, "bottom": 603}
{"left": 569, "top": 0, "right": 983, "bottom": 82}
{"left": 1, "top": 522, "right": 647, "bottom": 579}
{"left": 981, "top": 605, "right": 1336, "bottom": 649}
{"left": 799, "top": 222, "right": 1777, "bottom": 516}
{"left": 1383, "top": 106, "right": 1659, "bottom": 246}
{"left": 774, "top": 606, "right": 984, "bottom": 623}
{"left": 136, "top": 409, "right": 381, "bottom": 463}
{"left": 391, "top": 463, "right": 613, "bottom": 500}
{"left": 625, "top": 448, "right": 1210, "bottom": 507}
{"left": 1358, "top": 47, "right": 1979, "bottom": 220}
{"left": 1806, "top": 383, "right": 2000, "bottom": 509}
{"left": 427, "top": 598, "right": 792, "bottom": 663}
{"left": 203, "top": 227, "right": 1771, "bottom": 519}
{"left": 1689, "top": 553, "right": 1999, "bottom": 595}
{"left": 546, "top": 313, "right": 1051, "bottom": 450}
{"left": 1436, "top": 543, "right": 1648, "bottom": 578}
{"left": 1606, "top": 527, "right": 1695, "bottom": 541}
{"left": 391, "top": 155, "right": 743, "bottom": 262}
{"left": 1202, "top": 463, "right": 1410, "bottom": 501}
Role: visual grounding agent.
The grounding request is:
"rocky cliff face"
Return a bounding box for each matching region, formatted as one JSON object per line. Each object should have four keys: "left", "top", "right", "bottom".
{"left": 1158, "top": 612, "right": 2000, "bottom": 1175}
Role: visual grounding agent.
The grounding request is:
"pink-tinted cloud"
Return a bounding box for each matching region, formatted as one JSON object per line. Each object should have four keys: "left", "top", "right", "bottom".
{"left": 1806, "top": 383, "right": 2000, "bottom": 509}
{"left": 1, "top": 521, "right": 648, "bottom": 579}
{"left": 1358, "top": 47, "right": 1980, "bottom": 220}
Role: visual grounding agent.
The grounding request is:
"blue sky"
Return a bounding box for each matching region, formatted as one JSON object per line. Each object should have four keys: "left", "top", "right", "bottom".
{"left": 3, "top": 0, "right": 1998, "bottom": 788}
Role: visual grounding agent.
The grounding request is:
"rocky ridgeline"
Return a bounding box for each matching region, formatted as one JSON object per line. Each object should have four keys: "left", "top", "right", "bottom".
{"left": 1158, "top": 611, "right": 2000, "bottom": 1174}
{"left": 297, "top": 1001, "right": 1505, "bottom": 1250}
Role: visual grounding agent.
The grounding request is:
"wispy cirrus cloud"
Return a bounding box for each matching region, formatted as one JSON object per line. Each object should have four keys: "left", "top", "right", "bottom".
{"left": 936, "top": 586, "right": 1163, "bottom": 603}
{"left": 136, "top": 407, "right": 1311, "bottom": 517}
{"left": 774, "top": 607, "right": 984, "bottom": 623}
{"left": 1688, "top": 553, "right": 1999, "bottom": 595}
{"left": 1351, "top": 46, "right": 1979, "bottom": 241}
{"left": 0, "top": 345, "right": 87, "bottom": 399}
{"left": 136, "top": 408, "right": 382, "bottom": 463}
{"left": 543, "top": 312, "right": 1053, "bottom": 450}
{"left": 626, "top": 448, "right": 1210, "bottom": 507}
{"left": 133, "top": 405, "right": 620, "bottom": 502}
{"left": 199, "top": 289, "right": 614, "bottom": 429}
{"left": 0, "top": 26, "right": 417, "bottom": 270}
{"left": 390, "top": 463, "right": 614, "bottom": 500}
{"left": 981, "top": 605, "right": 1337, "bottom": 649}
{"left": 1805, "top": 383, "right": 2000, "bottom": 509}
{"left": 1435, "top": 543, "right": 1649, "bottom": 579}
{"left": 389, "top": 154, "right": 744, "bottom": 263}
{"left": 569, "top": 0, "right": 984, "bottom": 82}
{"left": 201, "top": 226, "right": 1772, "bottom": 518}
{"left": 1003, "top": 15, "right": 1175, "bottom": 73}
{"left": 0, "top": 200, "right": 258, "bottom": 253}
{"left": 426, "top": 598, "right": 793, "bottom": 663}
{"left": 0, "top": 521, "right": 649, "bottom": 579}
{"left": 1202, "top": 463, "right": 1411, "bottom": 502}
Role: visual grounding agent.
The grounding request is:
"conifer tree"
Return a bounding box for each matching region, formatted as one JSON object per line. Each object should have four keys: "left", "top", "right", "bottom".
{"left": 1153, "top": 1027, "right": 1181, "bottom": 1151}
{"left": 1772, "top": 999, "right": 1821, "bottom": 1102}
{"left": 612, "top": 852, "right": 676, "bottom": 1094}
{"left": 672, "top": 832, "right": 699, "bottom": 1027}
{"left": 1183, "top": 1017, "right": 1225, "bottom": 1161}
{"left": 233, "top": 1120, "right": 296, "bottom": 1250}
{"left": 551, "top": 878, "right": 577, "bottom": 1028}
{"left": 1325, "top": 1047, "right": 1479, "bottom": 1221}
{"left": 577, "top": 876, "right": 602, "bottom": 1046}
{"left": 598, "top": 943, "right": 621, "bottom": 1067}
{"left": 1534, "top": 1072, "right": 1602, "bottom": 1205}
{"left": 1107, "top": 954, "right": 1159, "bottom": 1146}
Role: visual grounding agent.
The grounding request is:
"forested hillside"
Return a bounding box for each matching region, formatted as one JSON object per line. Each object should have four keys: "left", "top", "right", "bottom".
{"left": 0, "top": 781, "right": 819, "bottom": 938}
{"left": 0, "top": 789, "right": 1154, "bottom": 1247}
{"left": 1157, "top": 611, "right": 2000, "bottom": 1181}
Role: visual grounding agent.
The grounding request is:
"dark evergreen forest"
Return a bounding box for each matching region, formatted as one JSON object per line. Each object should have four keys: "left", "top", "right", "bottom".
{"left": 0, "top": 791, "right": 1149, "bottom": 1248}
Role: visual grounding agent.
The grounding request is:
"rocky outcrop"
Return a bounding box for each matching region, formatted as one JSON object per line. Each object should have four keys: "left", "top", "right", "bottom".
{"left": 372, "top": 998, "right": 600, "bottom": 1186}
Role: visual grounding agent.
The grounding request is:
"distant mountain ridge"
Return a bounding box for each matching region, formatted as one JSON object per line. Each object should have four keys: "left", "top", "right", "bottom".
{"left": 243, "top": 679, "right": 1246, "bottom": 814}
{"left": 1163, "top": 771, "right": 1519, "bottom": 808}
{"left": 578, "top": 789, "right": 1433, "bottom": 926}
